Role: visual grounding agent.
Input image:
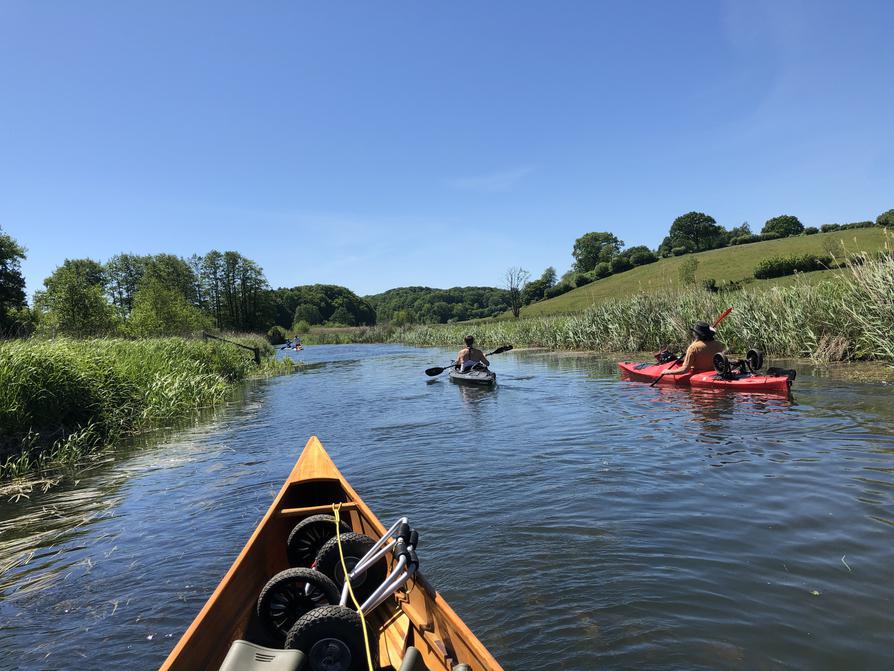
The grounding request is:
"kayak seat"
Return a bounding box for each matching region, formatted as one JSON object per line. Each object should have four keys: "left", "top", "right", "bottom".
{"left": 218, "top": 640, "right": 306, "bottom": 671}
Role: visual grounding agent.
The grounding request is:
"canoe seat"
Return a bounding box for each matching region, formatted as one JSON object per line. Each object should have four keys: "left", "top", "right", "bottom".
{"left": 399, "top": 647, "right": 430, "bottom": 671}
{"left": 218, "top": 641, "right": 306, "bottom": 671}
{"left": 398, "top": 646, "right": 473, "bottom": 671}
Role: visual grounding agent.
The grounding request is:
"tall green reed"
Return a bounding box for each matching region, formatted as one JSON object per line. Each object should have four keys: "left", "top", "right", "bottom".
{"left": 0, "top": 336, "right": 290, "bottom": 477}
{"left": 392, "top": 253, "right": 894, "bottom": 363}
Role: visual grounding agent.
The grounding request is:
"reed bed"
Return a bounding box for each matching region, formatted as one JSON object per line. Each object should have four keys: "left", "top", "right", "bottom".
{"left": 0, "top": 337, "right": 293, "bottom": 477}
{"left": 394, "top": 252, "right": 894, "bottom": 362}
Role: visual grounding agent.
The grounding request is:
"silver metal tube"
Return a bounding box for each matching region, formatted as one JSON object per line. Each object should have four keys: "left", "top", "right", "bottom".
{"left": 359, "top": 556, "right": 409, "bottom": 613}
{"left": 349, "top": 539, "right": 395, "bottom": 579}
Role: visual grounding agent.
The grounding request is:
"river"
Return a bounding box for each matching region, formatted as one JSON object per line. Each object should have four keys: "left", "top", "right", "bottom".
{"left": 1, "top": 344, "right": 893, "bottom": 670}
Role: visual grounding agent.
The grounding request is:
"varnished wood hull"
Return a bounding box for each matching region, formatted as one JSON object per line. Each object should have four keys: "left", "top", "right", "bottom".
{"left": 159, "top": 436, "right": 503, "bottom": 671}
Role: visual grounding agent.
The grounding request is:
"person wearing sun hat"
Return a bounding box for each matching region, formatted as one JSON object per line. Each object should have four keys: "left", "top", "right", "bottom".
{"left": 663, "top": 321, "right": 727, "bottom": 375}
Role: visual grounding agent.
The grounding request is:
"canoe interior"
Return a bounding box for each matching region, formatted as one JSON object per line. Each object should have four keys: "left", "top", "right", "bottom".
{"left": 159, "top": 436, "right": 502, "bottom": 671}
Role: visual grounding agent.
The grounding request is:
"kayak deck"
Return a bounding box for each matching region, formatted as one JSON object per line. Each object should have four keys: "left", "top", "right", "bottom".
{"left": 619, "top": 360, "right": 793, "bottom": 394}
{"left": 617, "top": 360, "right": 693, "bottom": 385}
{"left": 448, "top": 369, "right": 496, "bottom": 386}
{"left": 159, "top": 437, "right": 502, "bottom": 671}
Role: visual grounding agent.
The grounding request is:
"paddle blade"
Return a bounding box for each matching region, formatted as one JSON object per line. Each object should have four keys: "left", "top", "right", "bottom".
{"left": 425, "top": 366, "right": 448, "bottom": 376}
{"left": 713, "top": 307, "right": 733, "bottom": 327}
{"left": 490, "top": 344, "right": 514, "bottom": 355}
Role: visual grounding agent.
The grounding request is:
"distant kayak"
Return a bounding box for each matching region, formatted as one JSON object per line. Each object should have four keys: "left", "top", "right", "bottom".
{"left": 449, "top": 368, "right": 496, "bottom": 386}
{"left": 619, "top": 359, "right": 795, "bottom": 394}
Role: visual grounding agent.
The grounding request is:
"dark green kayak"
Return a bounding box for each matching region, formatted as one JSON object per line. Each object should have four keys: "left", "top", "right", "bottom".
{"left": 448, "top": 368, "right": 496, "bottom": 386}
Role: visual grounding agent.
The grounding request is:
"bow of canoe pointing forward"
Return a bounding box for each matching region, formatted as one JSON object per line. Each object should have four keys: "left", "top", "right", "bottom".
{"left": 159, "top": 436, "right": 502, "bottom": 671}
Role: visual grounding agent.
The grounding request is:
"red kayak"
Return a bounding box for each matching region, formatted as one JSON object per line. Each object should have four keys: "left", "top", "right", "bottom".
{"left": 618, "top": 360, "right": 694, "bottom": 385}
{"left": 618, "top": 360, "right": 795, "bottom": 394}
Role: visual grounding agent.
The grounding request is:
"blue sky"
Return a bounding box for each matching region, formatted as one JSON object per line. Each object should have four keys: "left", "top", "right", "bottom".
{"left": 1, "top": 1, "right": 891, "bottom": 297}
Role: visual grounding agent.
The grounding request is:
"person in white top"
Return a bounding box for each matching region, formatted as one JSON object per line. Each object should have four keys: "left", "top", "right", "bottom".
{"left": 455, "top": 335, "right": 490, "bottom": 373}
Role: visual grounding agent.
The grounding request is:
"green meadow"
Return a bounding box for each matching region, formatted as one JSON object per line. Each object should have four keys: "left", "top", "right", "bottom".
{"left": 520, "top": 227, "right": 889, "bottom": 316}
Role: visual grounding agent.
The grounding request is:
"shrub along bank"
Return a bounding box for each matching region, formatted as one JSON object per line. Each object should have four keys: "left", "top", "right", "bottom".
{"left": 0, "top": 335, "right": 292, "bottom": 476}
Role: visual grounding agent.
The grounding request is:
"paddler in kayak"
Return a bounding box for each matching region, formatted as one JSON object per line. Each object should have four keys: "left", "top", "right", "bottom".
{"left": 662, "top": 321, "right": 726, "bottom": 375}
{"left": 455, "top": 335, "right": 490, "bottom": 373}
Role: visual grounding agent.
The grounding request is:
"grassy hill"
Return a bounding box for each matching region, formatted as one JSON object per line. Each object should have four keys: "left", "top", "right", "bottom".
{"left": 519, "top": 227, "right": 890, "bottom": 316}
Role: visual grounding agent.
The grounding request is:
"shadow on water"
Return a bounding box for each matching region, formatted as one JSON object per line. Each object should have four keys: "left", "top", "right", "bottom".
{"left": 0, "top": 344, "right": 893, "bottom": 670}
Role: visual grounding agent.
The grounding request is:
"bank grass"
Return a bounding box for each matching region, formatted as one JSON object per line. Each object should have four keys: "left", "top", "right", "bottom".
{"left": 0, "top": 336, "right": 295, "bottom": 478}
{"left": 395, "top": 250, "right": 894, "bottom": 363}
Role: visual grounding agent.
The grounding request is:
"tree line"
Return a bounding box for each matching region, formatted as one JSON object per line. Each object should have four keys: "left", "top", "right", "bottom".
{"left": 364, "top": 286, "right": 512, "bottom": 325}
{"left": 0, "top": 228, "right": 379, "bottom": 338}
{"left": 28, "top": 251, "right": 271, "bottom": 337}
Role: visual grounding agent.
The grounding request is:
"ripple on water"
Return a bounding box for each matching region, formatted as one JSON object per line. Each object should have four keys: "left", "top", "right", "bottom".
{"left": 1, "top": 346, "right": 894, "bottom": 670}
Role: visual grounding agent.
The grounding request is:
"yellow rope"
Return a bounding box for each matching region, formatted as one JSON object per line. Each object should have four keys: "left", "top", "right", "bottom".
{"left": 333, "top": 503, "right": 375, "bottom": 671}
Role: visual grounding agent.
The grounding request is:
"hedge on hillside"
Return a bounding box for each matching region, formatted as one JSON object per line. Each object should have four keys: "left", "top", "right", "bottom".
{"left": 753, "top": 253, "right": 832, "bottom": 280}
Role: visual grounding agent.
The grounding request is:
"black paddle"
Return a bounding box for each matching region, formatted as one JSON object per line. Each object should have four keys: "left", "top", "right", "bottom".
{"left": 425, "top": 345, "right": 513, "bottom": 377}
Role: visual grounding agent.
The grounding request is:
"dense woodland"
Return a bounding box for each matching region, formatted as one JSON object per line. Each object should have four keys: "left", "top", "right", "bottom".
{"left": 364, "top": 286, "right": 511, "bottom": 325}
{"left": 0, "top": 231, "right": 379, "bottom": 338}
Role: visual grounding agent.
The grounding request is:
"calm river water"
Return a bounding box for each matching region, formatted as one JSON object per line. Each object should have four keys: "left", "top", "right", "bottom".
{"left": 1, "top": 344, "right": 893, "bottom": 670}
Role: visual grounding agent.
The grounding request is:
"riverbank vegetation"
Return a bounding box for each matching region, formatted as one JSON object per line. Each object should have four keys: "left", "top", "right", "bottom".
{"left": 318, "top": 252, "right": 894, "bottom": 363}
{"left": 457, "top": 253, "right": 891, "bottom": 360}
{"left": 0, "top": 335, "right": 293, "bottom": 478}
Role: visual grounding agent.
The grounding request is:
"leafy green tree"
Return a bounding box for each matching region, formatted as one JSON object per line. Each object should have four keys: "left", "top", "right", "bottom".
{"left": 610, "top": 256, "right": 632, "bottom": 274}
{"left": 661, "top": 212, "right": 725, "bottom": 255}
{"left": 273, "top": 284, "right": 374, "bottom": 328}
{"left": 572, "top": 232, "right": 624, "bottom": 272}
{"left": 521, "top": 267, "right": 559, "bottom": 305}
{"left": 364, "top": 286, "right": 509, "bottom": 324}
{"left": 329, "top": 306, "right": 354, "bottom": 326}
{"left": 127, "top": 279, "right": 210, "bottom": 336}
{"left": 761, "top": 215, "right": 804, "bottom": 238}
{"left": 621, "top": 245, "right": 657, "bottom": 267}
{"left": 294, "top": 303, "right": 323, "bottom": 325}
{"left": 726, "top": 221, "right": 752, "bottom": 241}
{"left": 0, "top": 226, "right": 27, "bottom": 334}
{"left": 201, "top": 250, "right": 225, "bottom": 328}
{"left": 592, "top": 262, "right": 611, "bottom": 278}
{"left": 34, "top": 259, "right": 118, "bottom": 336}
{"left": 106, "top": 253, "right": 148, "bottom": 316}
{"left": 195, "top": 251, "right": 269, "bottom": 331}
{"left": 144, "top": 254, "right": 198, "bottom": 304}
{"left": 877, "top": 209, "right": 894, "bottom": 227}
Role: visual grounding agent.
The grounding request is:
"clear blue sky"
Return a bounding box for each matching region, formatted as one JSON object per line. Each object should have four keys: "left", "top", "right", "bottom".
{"left": 2, "top": 1, "right": 891, "bottom": 298}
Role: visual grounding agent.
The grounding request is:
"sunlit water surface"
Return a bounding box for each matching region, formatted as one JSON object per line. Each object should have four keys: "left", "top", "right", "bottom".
{"left": 1, "top": 345, "right": 893, "bottom": 670}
